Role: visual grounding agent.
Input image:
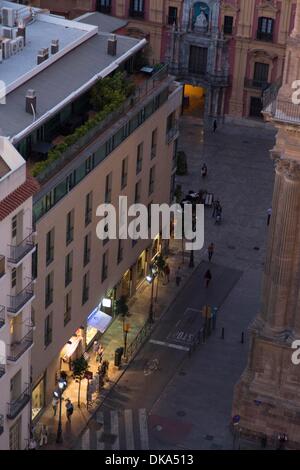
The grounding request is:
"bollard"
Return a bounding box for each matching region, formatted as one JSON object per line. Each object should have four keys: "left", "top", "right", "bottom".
{"left": 241, "top": 332, "right": 244, "bottom": 344}
{"left": 221, "top": 327, "right": 225, "bottom": 339}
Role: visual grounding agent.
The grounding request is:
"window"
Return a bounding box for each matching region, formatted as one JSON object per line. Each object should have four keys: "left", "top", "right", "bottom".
{"left": 129, "top": 0, "right": 144, "bottom": 18}
{"left": 149, "top": 166, "right": 155, "bottom": 195}
{"left": 167, "top": 112, "right": 176, "bottom": 133}
{"left": 148, "top": 201, "right": 152, "bottom": 229}
{"left": 46, "top": 228, "right": 54, "bottom": 265}
{"left": 66, "top": 210, "right": 74, "bottom": 245}
{"left": 32, "top": 246, "right": 38, "bottom": 280}
{"left": 85, "top": 192, "right": 93, "bottom": 226}
{"left": 257, "top": 17, "right": 274, "bottom": 41}
{"left": 9, "top": 417, "right": 21, "bottom": 450}
{"left": 82, "top": 272, "right": 89, "bottom": 305}
{"left": 151, "top": 129, "right": 157, "bottom": 159}
{"left": 11, "top": 215, "right": 17, "bottom": 239}
{"left": 64, "top": 291, "right": 72, "bottom": 326}
{"left": 83, "top": 234, "right": 91, "bottom": 267}
{"left": 85, "top": 154, "right": 94, "bottom": 175}
{"left": 189, "top": 46, "right": 208, "bottom": 75}
{"left": 136, "top": 143, "right": 143, "bottom": 174}
{"left": 121, "top": 157, "right": 128, "bottom": 189}
{"left": 253, "top": 62, "right": 269, "bottom": 87}
{"left": 117, "top": 239, "right": 123, "bottom": 264}
{"left": 135, "top": 180, "right": 141, "bottom": 203}
{"left": 105, "top": 172, "right": 112, "bottom": 203}
{"left": 11, "top": 268, "right": 16, "bottom": 289}
{"left": 102, "top": 252, "right": 108, "bottom": 282}
{"left": 168, "top": 6, "right": 178, "bottom": 25}
{"left": 65, "top": 252, "right": 73, "bottom": 287}
{"left": 44, "top": 312, "right": 53, "bottom": 348}
{"left": 224, "top": 15, "right": 233, "bottom": 34}
{"left": 45, "top": 272, "right": 54, "bottom": 308}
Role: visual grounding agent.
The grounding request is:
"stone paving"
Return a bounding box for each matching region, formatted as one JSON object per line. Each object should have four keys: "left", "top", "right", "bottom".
{"left": 35, "top": 115, "right": 277, "bottom": 450}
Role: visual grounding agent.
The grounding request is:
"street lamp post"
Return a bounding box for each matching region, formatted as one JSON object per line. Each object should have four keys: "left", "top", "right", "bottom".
{"left": 56, "top": 378, "right": 67, "bottom": 444}
{"left": 146, "top": 264, "right": 157, "bottom": 324}
{"left": 123, "top": 323, "right": 130, "bottom": 358}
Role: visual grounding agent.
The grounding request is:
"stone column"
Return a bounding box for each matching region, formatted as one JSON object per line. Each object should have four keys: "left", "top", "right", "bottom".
{"left": 261, "top": 159, "right": 300, "bottom": 331}
{"left": 291, "top": 0, "right": 300, "bottom": 38}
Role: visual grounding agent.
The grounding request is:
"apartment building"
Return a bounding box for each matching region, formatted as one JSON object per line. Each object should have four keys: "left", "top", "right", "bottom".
{"left": 0, "top": 3, "right": 182, "bottom": 429}
{"left": 0, "top": 137, "right": 38, "bottom": 450}
{"left": 222, "top": 0, "right": 297, "bottom": 119}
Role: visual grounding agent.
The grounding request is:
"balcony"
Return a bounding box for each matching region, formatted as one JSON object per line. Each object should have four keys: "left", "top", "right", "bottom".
{"left": 7, "top": 281, "right": 34, "bottom": 315}
{"left": 7, "top": 232, "right": 35, "bottom": 264}
{"left": 0, "top": 305, "right": 5, "bottom": 329}
{"left": 7, "top": 329, "right": 33, "bottom": 362}
{"left": 128, "top": 8, "right": 145, "bottom": 19}
{"left": 244, "top": 78, "right": 270, "bottom": 91}
{"left": 256, "top": 31, "right": 273, "bottom": 42}
{"left": 166, "top": 121, "right": 179, "bottom": 144}
{"left": 7, "top": 384, "right": 31, "bottom": 420}
{"left": 97, "top": 4, "right": 111, "bottom": 14}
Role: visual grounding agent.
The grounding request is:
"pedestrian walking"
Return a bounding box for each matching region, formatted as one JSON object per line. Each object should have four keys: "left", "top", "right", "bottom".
{"left": 93, "top": 340, "right": 99, "bottom": 354}
{"left": 65, "top": 399, "right": 74, "bottom": 422}
{"left": 52, "top": 395, "right": 59, "bottom": 416}
{"left": 204, "top": 269, "right": 212, "bottom": 288}
{"left": 28, "top": 437, "right": 37, "bottom": 450}
{"left": 39, "top": 425, "right": 48, "bottom": 447}
{"left": 96, "top": 345, "right": 104, "bottom": 363}
{"left": 267, "top": 207, "right": 272, "bottom": 226}
{"left": 175, "top": 267, "right": 182, "bottom": 286}
{"left": 212, "top": 199, "right": 220, "bottom": 218}
{"left": 201, "top": 163, "right": 208, "bottom": 178}
{"left": 213, "top": 119, "right": 217, "bottom": 133}
{"left": 208, "top": 243, "right": 215, "bottom": 262}
{"left": 164, "top": 263, "right": 170, "bottom": 284}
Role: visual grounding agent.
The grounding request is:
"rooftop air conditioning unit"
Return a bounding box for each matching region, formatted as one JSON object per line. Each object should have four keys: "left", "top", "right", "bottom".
{"left": 2, "top": 8, "right": 15, "bottom": 28}
{"left": 2, "top": 38, "right": 11, "bottom": 59}
{"left": 10, "top": 37, "right": 23, "bottom": 55}
{"left": 16, "top": 36, "right": 24, "bottom": 51}
{"left": 2, "top": 26, "right": 16, "bottom": 40}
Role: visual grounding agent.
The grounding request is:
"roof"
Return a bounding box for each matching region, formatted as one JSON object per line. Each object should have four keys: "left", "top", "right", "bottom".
{"left": 0, "top": 175, "right": 40, "bottom": 221}
{"left": 77, "top": 12, "right": 128, "bottom": 33}
{"left": 0, "top": 32, "right": 143, "bottom": 141}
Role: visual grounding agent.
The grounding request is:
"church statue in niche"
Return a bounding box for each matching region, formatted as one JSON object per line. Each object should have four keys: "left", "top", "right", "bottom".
{"left": 193, "top": 2, "right": 210, "bottom": 32}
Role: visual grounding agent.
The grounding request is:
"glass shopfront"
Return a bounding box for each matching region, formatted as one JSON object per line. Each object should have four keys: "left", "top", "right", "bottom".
{"left": 31, "top": 376, "right": 45, "bottom": 421}
{"left": 137, "top": 250, "right": 147, "bottom": 285}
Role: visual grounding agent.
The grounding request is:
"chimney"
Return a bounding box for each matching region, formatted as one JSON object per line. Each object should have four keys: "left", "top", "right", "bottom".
{"left": 37, "top": 47, "right": 49, "bottom": 65}
{"left": 107, "top": 34, "right": 117, "bottom": 56}
{"left": 17, "top": 25, "right": 26, "bottom": 46}
{"left": 26, "top": 89, "right": 36, "bottom": 115}
{"left": 51, "top": 39, "right": 59, "bottom": 55}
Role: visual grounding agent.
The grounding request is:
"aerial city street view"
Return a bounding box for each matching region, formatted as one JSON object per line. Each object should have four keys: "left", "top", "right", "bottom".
{"left": 0, "top": 0, "right": 300, "bottom": 459}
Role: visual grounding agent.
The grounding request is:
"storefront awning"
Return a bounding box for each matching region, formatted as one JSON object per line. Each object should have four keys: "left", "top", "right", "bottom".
{"left": 61, "top": 336, "right": 82, "bottom": 360}
{"left": 87, "top": 309, "right": 112, "bottom": 334}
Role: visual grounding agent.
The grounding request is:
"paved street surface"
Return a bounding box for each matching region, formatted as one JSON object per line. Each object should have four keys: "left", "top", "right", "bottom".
{"left": 74, "top": 117, "right": 276, "bottom": 450}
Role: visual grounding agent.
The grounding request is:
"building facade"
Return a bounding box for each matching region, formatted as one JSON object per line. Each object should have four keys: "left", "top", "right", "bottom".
{"left": 223, "top": 0, "right": 297, "bottom": 120}
{"left": 0, "top": 138, "right": 38, "bottom": 450}
{"left": 0, "top": 2, "right": 182, "bottom": 431}
{"left": 232, "top": 0, "right": 300, "bottom": 448}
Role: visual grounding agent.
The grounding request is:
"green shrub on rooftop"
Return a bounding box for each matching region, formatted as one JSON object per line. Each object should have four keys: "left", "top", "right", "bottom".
{"left": 32, "top": 72, "right": 135, "bottom": 177}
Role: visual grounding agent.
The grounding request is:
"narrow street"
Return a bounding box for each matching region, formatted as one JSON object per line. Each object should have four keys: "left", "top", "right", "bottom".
{"left": 75, "top": 117, "right": 276, "bottom": 450}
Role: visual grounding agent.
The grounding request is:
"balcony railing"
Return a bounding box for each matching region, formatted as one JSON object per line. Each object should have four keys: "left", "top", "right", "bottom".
{"left": 7, "top": 384, "right": 31, "bottom": 420}
{"left": 256, "top": 31, "right": 273, "bottom": 42}
{"left": 97, "top": 4, "right": 111, "bottom": 14}
{"left": 244, "top": 78, "right": 270, "bottom": 90}
{"left": 8, "top": 232, "right": 35, "bottom": 264}
{"left": 0, "top": 414, "right": 3, "bottom": 435}
{"left": 7, "top": 329, "right": 33, "bottom": 362}
{"left": 7, "top": 281, "right": 34, "bottom": 314}
{"left": 166, "top": 121, "right": 179, "bottom": 144}
{"left": 264, "top": 98, "right": 300, "bottom": 124}
{"left": 128, "top": 8, "right": 145, "bottom": 19}
{"left": 0, "top": 305, "right": 5, "bottom": 329}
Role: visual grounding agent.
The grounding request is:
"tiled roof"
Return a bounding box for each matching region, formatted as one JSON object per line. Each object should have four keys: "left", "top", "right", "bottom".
{"left": 0, "top": 176, "right": 40, "bottom": 221}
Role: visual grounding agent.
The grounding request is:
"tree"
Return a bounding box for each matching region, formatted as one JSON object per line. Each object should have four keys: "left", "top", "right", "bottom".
{"left": 72, "top": 356, "right": 89, "bottom": 407}
{"left": 115, "top": 295, "right": 129, "bottom": 329}
{"left": 155, "top": 254, "right": 166, "bottom": 302}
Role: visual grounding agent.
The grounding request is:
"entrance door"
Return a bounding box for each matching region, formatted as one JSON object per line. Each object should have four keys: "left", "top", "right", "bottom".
{"left": 9, "top": 417, "right": 21, "bottom": 450}
{"left": 249, "top": 97, "right": 263, "bottom": 118}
